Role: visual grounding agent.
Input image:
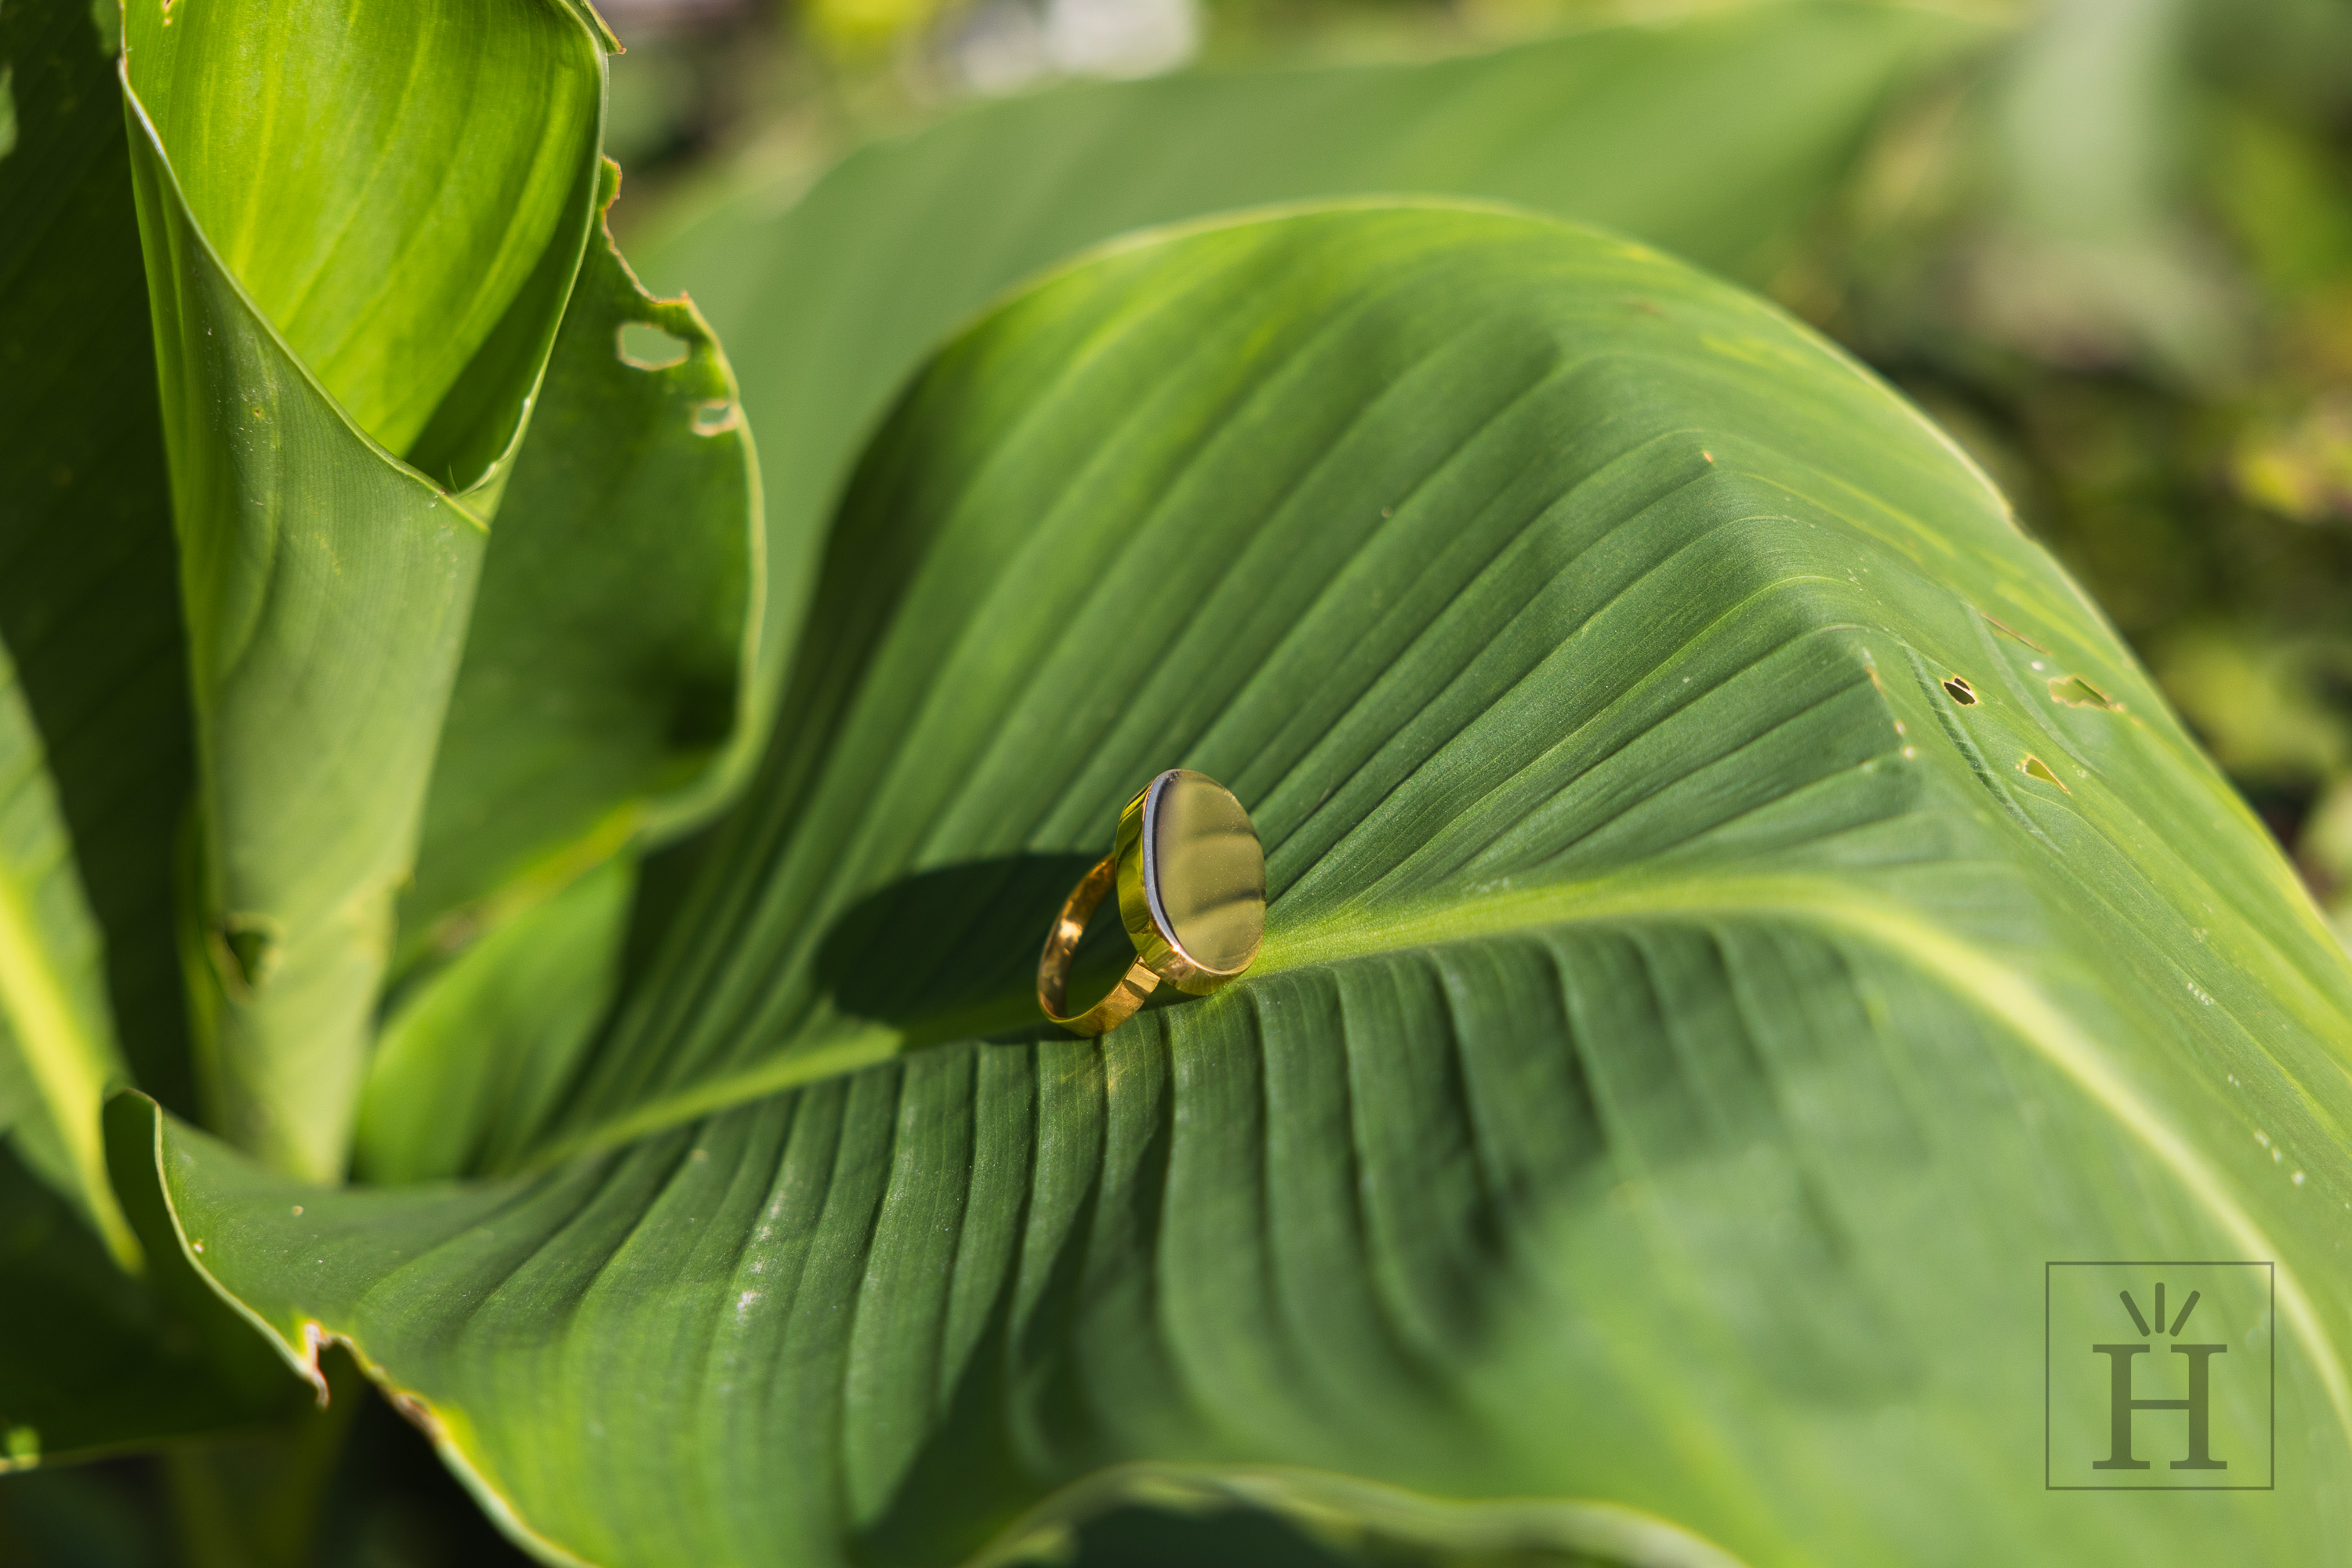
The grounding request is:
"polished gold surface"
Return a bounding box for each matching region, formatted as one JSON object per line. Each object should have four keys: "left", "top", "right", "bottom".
{"left": 1120, "top": 769, "right": 1265, "bottom": 985}
{"left": 1150, "top": 770, "right": 1266, "bottom": 972}
{"left": 1039, "top": 768, "right": 1265, "bottom": 1035}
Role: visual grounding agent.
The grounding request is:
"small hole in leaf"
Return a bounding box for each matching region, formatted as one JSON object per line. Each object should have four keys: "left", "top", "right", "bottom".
{"left": 691, "top": 399, "right": 738, "bottom": 436}
{"left": 1942, "top": 677, "right": 1977, "bottom": 706}
{"left": 2049, "top": 674, "right": 2117, "bottom": 710}
{"left": 617, "top": 321, "right": 689, "bottom": 370}
{"left": 2020, "top": 755, "right": 2070, "bottom": 793}
{"left": 214, "top": 919, "right": 279, "bottom": 993}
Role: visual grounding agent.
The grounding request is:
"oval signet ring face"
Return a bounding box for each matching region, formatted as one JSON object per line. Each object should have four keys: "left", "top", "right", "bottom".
{"left": 1036, "top": 769, "right": 1266, "bottom": 1036}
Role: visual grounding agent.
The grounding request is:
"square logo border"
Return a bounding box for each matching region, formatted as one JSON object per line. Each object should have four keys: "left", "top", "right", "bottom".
{"left": 2045, "top": 1260, "right": 2275, "bottom": 1491}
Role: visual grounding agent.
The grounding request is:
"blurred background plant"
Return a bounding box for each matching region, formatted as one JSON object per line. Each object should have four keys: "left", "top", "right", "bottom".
{"left": 1806, "top": 0, "right": 2352, "bottom": 935}
{"left": 594, "top": 0, "right": 2352, "bottom": 945}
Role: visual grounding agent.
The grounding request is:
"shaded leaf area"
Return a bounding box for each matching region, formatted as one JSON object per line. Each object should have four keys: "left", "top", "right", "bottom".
{"left": 0, "top": 1349, "right": 545, "bottom": 1568}
{"left": 0, "top": 0, "right": 139, "bottom": 1251}
{"left": 982, "top": 1466, "right": 1754, "bottom": 1568}
{"left": 0, "top": 1399, "right": 1622, "bottom": 1568}
{"left": 141, "top": 210, "right": 2352, "bottom": 1567}
{"left": 396, "top": 163, "right": 761, "bottom": 967}
{"left": 636, "top": 0, "right": 1991, "bottom": 709}
{"left": 0, "top": 1134, "right": 299, "bottom": 1472}
{"left": 0, "top": 1460, "right": 179, "bottom": 1568}
{"left": 117, "top": 0, "right": 612, "bottom": 1178}
{"left": 0, "top": 0, "right": 192, "bottom": 1126}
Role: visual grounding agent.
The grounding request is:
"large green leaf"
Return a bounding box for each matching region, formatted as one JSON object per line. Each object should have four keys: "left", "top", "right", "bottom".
{"left": 636, "top": 0, "right": 1992, "bottom": 717}
{"left": 118, "top": 0, "right": 608, "bottom": 1178}
{"left": 125, "top": 208, "right": 2352, "bottom": 1565}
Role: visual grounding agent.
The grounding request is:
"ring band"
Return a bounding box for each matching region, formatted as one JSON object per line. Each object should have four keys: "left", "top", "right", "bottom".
{"left": 1037, "top": 769, "right": 1266, "bottom": 1036}
{"left": 1036, "top": 854, "right": 1163, "bottom": 1035}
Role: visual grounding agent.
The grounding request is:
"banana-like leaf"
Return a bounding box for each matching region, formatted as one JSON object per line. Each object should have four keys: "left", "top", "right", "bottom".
{"left": 118, "top": 0, "right": 607, "bottom": 1178}
{"left": 123, "top": 209, "right": 2352, "bottom": 1565}
{"left": 636, "top": 0, "right": 1993, "bottom": 720}
{"left": 397, "top": 165, "right": 762, "bottom": 965}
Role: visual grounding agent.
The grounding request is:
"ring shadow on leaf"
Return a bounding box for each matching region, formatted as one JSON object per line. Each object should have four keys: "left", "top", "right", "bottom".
{"left": 814, "top": 851, "right": 1157, "bottom": 1044}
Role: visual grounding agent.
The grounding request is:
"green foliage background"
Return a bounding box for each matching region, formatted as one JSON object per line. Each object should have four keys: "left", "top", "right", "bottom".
{"left": 2, "top": 0, "right": 2350, "bottom": 1563}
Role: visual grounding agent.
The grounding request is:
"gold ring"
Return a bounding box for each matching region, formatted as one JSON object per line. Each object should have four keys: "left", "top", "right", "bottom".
{"left": 1037, "top": 769, "right": 1267, "bottom": 1036}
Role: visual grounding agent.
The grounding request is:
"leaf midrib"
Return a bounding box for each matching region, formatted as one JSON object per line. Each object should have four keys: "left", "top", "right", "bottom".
{"left": 517, "top": 863, "right": 2147, "bottom": 1143}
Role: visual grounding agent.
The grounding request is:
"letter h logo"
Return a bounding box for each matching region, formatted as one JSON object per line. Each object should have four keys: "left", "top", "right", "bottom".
{"left": 2046, "top": 1261, "right": 2273, "bottom": 1491}
{"left": 2091, "top": 1282, "right": 2226, "bottom": 1471}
